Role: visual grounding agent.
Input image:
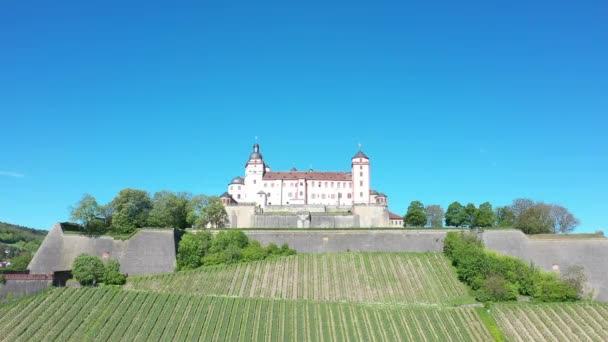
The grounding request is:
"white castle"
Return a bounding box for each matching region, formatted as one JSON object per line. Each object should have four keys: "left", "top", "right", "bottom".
{"left": 220, "top": 143, "right": 389, "bottom": 208}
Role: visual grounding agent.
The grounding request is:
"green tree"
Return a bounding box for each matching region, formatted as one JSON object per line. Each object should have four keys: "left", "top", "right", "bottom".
{"left": 176, "top": 232, "right": 213, "bottom": 270}
{"left": 110, "top": 189, "right": 153, "bottom": 233}
{"left": 404, "top": 201, "right": 426, "bottom": 227}
{"left": 186, "top": 195, "right": 210, "bottom": 228}
{"left": 72, "top": 254, "right": 105, "bottom": 286}
{"left": 70, "top": 194, "right": 102, "bottom": 232}
{"left": 445, "top": 202, "right": 465, "bottom": 227}
{"left": 203, "top": 197, "right": 229, "bottom": 228}
{"left": 103, "top": 259, "right": 126, "bottom": 285}
{"left": 147, "top": 191, "right": 191, "bottom": 229}
{"left": 495, "top": 206, "right": 515, "bottom": 227}
{"left": 550, "top": 205, "right": 580, "bottom": 234}
{"left": 462, "top": 203, "right": 478, "bottom": 227}
{"left": 515, "top": 203, "right": 553, "bottom": 234}
{"left": 209, "top": 230, "right": 249, "bottom": 253}
{"left": 473, "top": 202, "right": 495, "bottom": 228}
{"left": 8, "top": 254, "right": 32, "bottom": 271}
{"left": 425, "top": 205, "right": 445, "bottom": 227}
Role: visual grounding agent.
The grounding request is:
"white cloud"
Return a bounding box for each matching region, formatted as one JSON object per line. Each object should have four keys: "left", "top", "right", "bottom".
{"left": 0, "top": 171, "right": 24, "bottom": 178}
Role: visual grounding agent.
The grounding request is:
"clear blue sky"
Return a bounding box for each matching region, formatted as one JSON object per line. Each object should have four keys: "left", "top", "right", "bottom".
{"left": 1, "top": 1, "right": 606, "bottom": 232}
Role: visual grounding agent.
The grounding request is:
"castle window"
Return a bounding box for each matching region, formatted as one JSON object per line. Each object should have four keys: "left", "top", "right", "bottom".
{"left": 253, "top": 180, "right": 256, "bottom": 184}
{"left": 271, "top": 183, "right": 275, "bottom": 188}
{"left": 347, "top": 193, "right": 352, "bottom": 199}
{"left": 264, "top": 183, "right": 267, "bottom": 187}
{"left": 360, "top": 172, "right": 363, "bottom": 176}
{"left": 300, "top": 182, "right": 303, "bottom": 186}
{"left": 319, "top": 183, "right": 321, "bottom": 187}
{"left": 322, "top": 194, "right": 326, "bottom": 199}
{"left": 288, "top": 192, "right": 292, "bottom": 197}
{"left": 360, "top": 192, "right": 363, "bottom": 197}
{"left": 360, "top": 165, "right": 362, "bottom": 170}
{"left": 349, "top": 183, "right": 352, "bottom": 188}
{"left": 312, "top": 194, "right": 316, "bottom": 199}
{"left": 338, "top": 193, "right": 342, "bottom": 198}
{"left": 337, "top": 182, "right": 340, "bottom": 188}
{"left": 360, "top": 181, "right": 363, "bottom": 186}
{"left": 331, "top": 182, "right": 334, "bottom": 188}
{"left": 299, "top": 191, "right": 303, "bottom": 196}
{"left": 237, "top": 194, "right": 241, "bottom": 199}
{"left": 311, "top": 181, "right": 315, "bottom": 186}
{"left": 331, "top": 194, "right": 335, "bottom": 199}
{"left": 230, "top": 186, "right": 233, "bottom": 190}
{"left": 267, "top": 193, "right": 271, "bottom": 197}
{"left": 238, "top": 186, "right": 241, "bottom": 190}
{"left": 325, "top": 182, "right": 328, "bottom": 188}
{"left": 343, "top": 182, "right": 346, "bottom": 187}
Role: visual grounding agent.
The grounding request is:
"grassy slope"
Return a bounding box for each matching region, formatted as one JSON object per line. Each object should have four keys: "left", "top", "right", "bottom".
{"left": 125, "top": 253, "right": 473, "bottom": 305}
{"left": 0, "top": 222, "right": 46, "bottom": 245}
{"left": 0, "top": 287, "right": 493, "bottom": 342}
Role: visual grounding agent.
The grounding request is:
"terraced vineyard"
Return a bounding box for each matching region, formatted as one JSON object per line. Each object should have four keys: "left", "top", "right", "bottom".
{"left": 0, "top": 287, "right": 492, "bottom": 341}
{"left": 126, "top": 253, "right": 471, "bottom": 304}
{"left": 492, "top": 303, "right": 608, "bottom": 341}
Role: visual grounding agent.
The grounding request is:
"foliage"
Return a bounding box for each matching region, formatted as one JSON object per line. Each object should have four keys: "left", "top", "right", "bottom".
{"left": 69, "top": 194, "right": 102, "bottom": 231}
{"left": 445, "top": 202, "right": 465, "bottom": 227}
{"left": 0, "top": 274, "right": 6, "bottom": 285}
{"left": 110, "top": 189, "right": 153, "bottom": 234}
{"left": 474, "top": 307, "right": 507, "bottom": 342}
{"left": 8, "top": 254, "right": 32, "bottom": 271}
{"left": 514, "top": 203, "right": 553, "bottom": 234}
{"left": 147, "top": 191, "right": 191, "bottom": 229}
{"left": 444, "top": 232, "right": 578, "bottom": 302}
{"left": 473, "top": 202, "right": 495, "bottom": 228}
{"left": 404, "top": 201, "right": 426, "bottom": 227}
{"left": 0, "top": 221, "right": 46, "bottom": 245}
{"left": 550, "top": 205, "right": 580, "bottom": 233}
{"left": 176, "top": 230, "right": 296, "bottom": 269}
{"left": 176, "top": 232, "right": 213, "bottom": 270}
{"left": 560, "top": 265, "right": 587, "bottom": 297}
{"left": 72, "top": 254, "right": 105, "bottom": 286}
{"left": 462, "top": 203, "right": 478, "bottom": 227}
{"left": 494, "top": 206, "right": 515, "bottom": 227}
{"left": 186, "top": 195, "right": 228, "bottom": 228}
{"left": 103, "top": 259, "right": 127, "bottom": 285}
{"left": 425, "top": 205, "right": 445, "bottom": 227}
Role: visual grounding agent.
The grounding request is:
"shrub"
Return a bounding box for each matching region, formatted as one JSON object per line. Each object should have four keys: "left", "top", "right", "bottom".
{"left": 202, "top": 252, "right": 227, "bottom": 266}
{"left": 279, "top": 243, "right": 296, "bottom": 256}
{"left": 72, "top": 254, "right": 105, "bottom": 286}
{"left": 265, "top": 243, "right": 280, "bottom": 255}
{"left": 209, "top": 230, "right": 249, "bottom": 253}
{"left": 241, "top": 241, "right": 268, "bottom": 262}
{"left": 0, "top": 274, "right": 6, "bottom": 285}
{"left": 104, "top": 259, "right": 127, "bottom": 285}
{"left": 444, "top": 231, "right": 579, "bottom": 302}
{"left": 176, "top": 232, "right": 213, "bottom": 270}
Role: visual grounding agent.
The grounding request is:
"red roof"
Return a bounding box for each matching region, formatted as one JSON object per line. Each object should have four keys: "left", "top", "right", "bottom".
{"left": 388, "top": 211, "right": 402, "bottom": 220}
{"left": 263, "top": 171, "right": 352, "bottom": 181}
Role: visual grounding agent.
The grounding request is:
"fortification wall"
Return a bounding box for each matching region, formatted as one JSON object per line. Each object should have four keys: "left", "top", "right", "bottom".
{"left": 0, "top": 279, "right": 52, "bottom": 301}
{"left": 244, "top": 229, "right": 608, "bottom": 302}
{"left": 351, "top": 205, "right": 389, "bottom": 227}
{"left": 225, "top": 205, "right": 256, "bottom": 228}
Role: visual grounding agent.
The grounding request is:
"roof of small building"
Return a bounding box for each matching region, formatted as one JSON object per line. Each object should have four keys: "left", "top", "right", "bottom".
{"left": 370, "top": 190, "right": 379, "bottom": 195}
{"left": 352, "top": 150, "right": 369, "bottom": 160}
{"left": 388, "top": 211, "right": 403, "bottom": 220}
{"left": 219, "top": 192, "right": 232, "bottom": 198}
{"left": 377, "top": 192, "right": 387, "bottom": 197}
{"left": 263, "top": 171, "right": 352, "bottom": 181}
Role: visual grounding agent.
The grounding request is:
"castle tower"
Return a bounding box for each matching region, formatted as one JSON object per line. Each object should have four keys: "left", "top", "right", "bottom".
{"left": 352, "top": 149, "right": 370, "bottom": 204}
{"left": 245, "top": 143, "right": 265, "bottom": 204}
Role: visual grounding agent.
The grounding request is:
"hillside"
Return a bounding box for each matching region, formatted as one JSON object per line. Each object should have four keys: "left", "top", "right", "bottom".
{"left": 0, "top": 222, "right": 46, "bottom": 245}
{"left": 125, "top": 253, "right": 472, "bottom": 305}
{"left": 0, "top": 288, "right": 492, "bottom": 341}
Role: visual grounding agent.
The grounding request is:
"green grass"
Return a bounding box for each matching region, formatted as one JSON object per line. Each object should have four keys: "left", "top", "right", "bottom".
{"left": 475, "top": 306, "right": 506, "bottom": 342}
{"left": 126, "top": 252, "right": 474, "bottom": 305}
{"left": 62, "top": 229, "right": 141, "bottom": 240}
{"left": 0, "top": 288, "right": 493, "bottom": 341}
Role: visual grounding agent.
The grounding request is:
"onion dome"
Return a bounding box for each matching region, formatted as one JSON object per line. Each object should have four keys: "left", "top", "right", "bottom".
{"left": 290, "top": 166, "right": 297, "bottom": 171}
{"left": 249, "top": 143, "right": 263, "bottom": 160}
{"left": 230, "top": 176, "right": 245, "bottom": 185}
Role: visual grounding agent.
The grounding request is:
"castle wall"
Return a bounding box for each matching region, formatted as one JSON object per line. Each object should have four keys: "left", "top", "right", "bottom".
{"left": 225, "top": 205, "right": 256, "bottom": 228}
{"left": 351, "top": 204, "right": 389, "bottom": 227}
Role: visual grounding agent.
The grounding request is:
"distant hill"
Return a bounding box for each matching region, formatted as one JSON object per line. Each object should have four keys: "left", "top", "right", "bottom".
{"left": 0, "top": 222, "right": 46, "bottom": 245}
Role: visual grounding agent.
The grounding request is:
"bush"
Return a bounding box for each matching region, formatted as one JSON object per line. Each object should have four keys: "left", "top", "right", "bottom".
{"left": 176, "top": 232, "right": 213, "bottom": 270}
{"left": 202, "top": 252, "right": 227, "bottom": 266}
{"left": 279, "top": 243, "right": 296, "bottom": 256}
{"left": 265, "top": 243, "right": 280, "bottom": 255}
{"left": 104, "top": 259, "right": 126, "bottom": 285}
{"left": 72, "top": 254, "right": 105, "bottom": 286}
{"left": 444, "top": 231, "right": 579, "bottom": 302}
{"left": 241, "top": 241, "right": 268, "bottom": 262}
{"left": 0, "top": 274, "right": 6, "bottom": 285}
{"left": 209, "top": 230, "right": 249, "bottom": 253}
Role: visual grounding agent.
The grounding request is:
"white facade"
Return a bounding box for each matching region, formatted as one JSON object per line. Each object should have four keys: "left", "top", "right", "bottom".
{"left": 222, "top": 144, "right": 388, "bottom": 208}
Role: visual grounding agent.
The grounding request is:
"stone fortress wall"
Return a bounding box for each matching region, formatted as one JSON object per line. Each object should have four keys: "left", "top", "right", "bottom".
{"left": 243, "top": 229, "right": 608, "bottom": 302}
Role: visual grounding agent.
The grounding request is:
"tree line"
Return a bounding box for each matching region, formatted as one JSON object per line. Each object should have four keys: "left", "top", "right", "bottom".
{"left": 402, "top": 198, "right": 580, "bottom": 234}
{"left": 69, "top": 189, "right": 229, "bottom": 234}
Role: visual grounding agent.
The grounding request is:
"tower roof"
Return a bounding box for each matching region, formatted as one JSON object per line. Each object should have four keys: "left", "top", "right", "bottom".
{"left": 352, "top": 150, "right": 369, "bottom": 160}
{"left": 249, "top": 143, "right": 263, "bottom": 160}
{"left": 230, "top": 176, "right": 245, "bottom": 185}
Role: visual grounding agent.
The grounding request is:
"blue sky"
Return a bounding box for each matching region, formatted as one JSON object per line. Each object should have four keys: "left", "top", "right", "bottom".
{"left": 1, "top": 1, "right": 606, "bottom": 232}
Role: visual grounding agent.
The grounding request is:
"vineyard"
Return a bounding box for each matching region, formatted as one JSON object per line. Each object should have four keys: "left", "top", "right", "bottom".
{"left": 492, "top": 302, "right": 608, "bottom": 341}
{"left": 0, "top": 287, "right": 492, "bottom": 341}
{"left": 125, "top": 253, "right": 471, "bottom": 305}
